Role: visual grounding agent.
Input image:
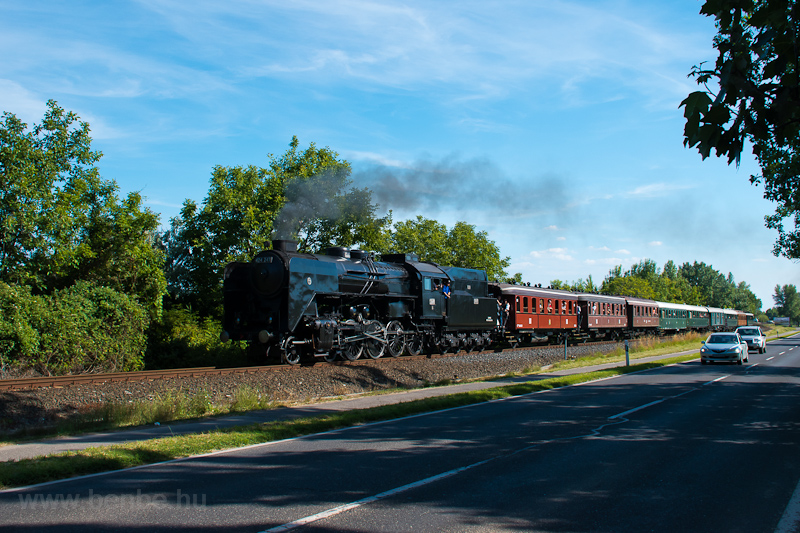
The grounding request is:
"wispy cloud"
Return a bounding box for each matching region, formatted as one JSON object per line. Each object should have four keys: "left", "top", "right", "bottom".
{"left": 627, "top": 182, "right": 696, "bottom": 198}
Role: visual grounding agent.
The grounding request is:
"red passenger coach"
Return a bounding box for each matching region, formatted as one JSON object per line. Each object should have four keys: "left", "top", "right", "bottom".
{"left": 493, "top": 284, "right": 578, "bottom": 343}
{"left": 577, "top": 294, "right": 628, "bottom": 339}
{"left": 625, "top": 297, "right": 659, "bottom": 336}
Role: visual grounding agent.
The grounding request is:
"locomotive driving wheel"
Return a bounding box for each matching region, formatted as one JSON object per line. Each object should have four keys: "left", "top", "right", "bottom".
{"left": 282, "top": 336, "right": 301, "bottom": 365}
{"left": 385, "top": 320, "right": 405, "bottom": 358}
{"left": 406, "top": 332, "right": 423, "bottom": 356}
{"left": 342, "top": 341, "right": 363, "bottom": 361}
{"left": 363, "top": 320, "right": 386, "bottom": 359}
{"left": 323, "top": 351, "right": 338, "bottom": 363}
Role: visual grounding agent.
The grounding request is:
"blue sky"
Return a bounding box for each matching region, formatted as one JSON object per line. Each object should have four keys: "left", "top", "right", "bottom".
{"left": 2, "top": 0, "right": 797, "bottom": 309}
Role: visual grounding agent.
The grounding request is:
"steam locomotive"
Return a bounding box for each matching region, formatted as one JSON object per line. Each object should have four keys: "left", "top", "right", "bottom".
{"left": 221, "top": 240, "right": 755, "bottom": 364}
{"left": 222, "top": 240, "right": 497, "bottom": 364}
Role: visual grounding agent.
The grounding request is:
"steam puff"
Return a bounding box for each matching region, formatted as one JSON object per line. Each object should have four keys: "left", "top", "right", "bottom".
{"left": 352, "top": 155, "right": 567, "bottom": 215}
{"left": 272, "top": 168, "right": 344, "bottom": 239}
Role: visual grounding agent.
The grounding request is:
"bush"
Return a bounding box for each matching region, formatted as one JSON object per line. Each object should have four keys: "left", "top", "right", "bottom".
{"left": 145, "top": 307, "right": 248, "bottom": 369}
{"left": 0, "top": 281, "right": 149, "bottom": 375}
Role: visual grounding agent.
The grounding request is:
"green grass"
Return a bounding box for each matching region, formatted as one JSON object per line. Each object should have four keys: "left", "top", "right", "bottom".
{"left": 0, "top": 351, "right": 701, "bottom": 489}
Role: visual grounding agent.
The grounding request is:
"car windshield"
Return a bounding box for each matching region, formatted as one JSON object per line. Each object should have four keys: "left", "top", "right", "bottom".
{"left": 708, "top": 335, "right": 737, "bottom": 344}
{"left": 738, "top": 328, "right": 758, "bottom": 335}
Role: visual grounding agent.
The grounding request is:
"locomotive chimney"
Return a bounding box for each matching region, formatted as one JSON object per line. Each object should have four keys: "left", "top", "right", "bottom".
{"left": 272, "top": 240, "right": 298, "bottom": 253}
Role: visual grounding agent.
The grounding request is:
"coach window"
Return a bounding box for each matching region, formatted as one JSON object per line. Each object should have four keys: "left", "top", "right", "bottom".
{"left": 531, "top": 298, "right": 537, "bottom": 314}
{"left": 539, "top": 299, "right": 544, "bottom": 313}
{"left": 523, "top": 297, "right": 529, "bottom": 313}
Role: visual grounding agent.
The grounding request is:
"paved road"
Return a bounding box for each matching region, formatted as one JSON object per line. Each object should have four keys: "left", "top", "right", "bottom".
{"left": 1, "top": 334, "right": 799, "bottom": 532}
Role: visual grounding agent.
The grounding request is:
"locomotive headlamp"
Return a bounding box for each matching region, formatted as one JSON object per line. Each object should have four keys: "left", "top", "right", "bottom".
{"left": 361, "top": 305, "right": 371, "bottom": 318}
{"left": 258, "top": 330, "right": 274, "bottom": 344}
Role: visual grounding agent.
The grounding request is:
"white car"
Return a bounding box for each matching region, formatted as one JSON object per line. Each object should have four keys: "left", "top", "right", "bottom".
{"left": 735, "top": 326, "right": 767, "bottom": 353}
{"left": 701, "top": 332, "right": 749, "bottom": 365}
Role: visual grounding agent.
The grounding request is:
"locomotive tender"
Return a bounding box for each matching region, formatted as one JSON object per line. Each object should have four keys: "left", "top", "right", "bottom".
{"left": 222, "top": 240, "right": 755, "bottom": 364}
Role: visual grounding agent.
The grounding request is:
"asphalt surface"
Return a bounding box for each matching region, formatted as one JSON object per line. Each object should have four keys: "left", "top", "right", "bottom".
{"left": 1, "top": 334, "right": 800, "bottom": 532}
{"left": 0, "top": 347, "right": 703, "bottom": 462}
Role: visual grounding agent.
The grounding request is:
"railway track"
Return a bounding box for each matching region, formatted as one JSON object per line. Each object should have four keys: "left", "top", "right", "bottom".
{"left": 0, "top": 340, "right": 619, "bottom": 392}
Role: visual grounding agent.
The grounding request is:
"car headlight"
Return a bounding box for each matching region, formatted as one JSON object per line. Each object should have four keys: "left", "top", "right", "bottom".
{"left": 700, "top": 347, "right": 707, "bottom": 354}
{"left": 733, "top": 347, "right": 741, "bottom": 353}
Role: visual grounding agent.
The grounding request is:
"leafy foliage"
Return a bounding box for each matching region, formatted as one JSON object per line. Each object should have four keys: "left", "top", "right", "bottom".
{"left": 0, "top": 101, "right": 166, "bottom": 318}
{"left": 597, "top": 259, "right": 761, "bottom": 313}
{"left": 162, "top": 136, "right": 391, "bottom": 314}
{"left": 145, "top": 307, "right": 248, "bottom": 369}
{"left": 0, "top": 281, "right": 148, "bottom": 375}
{"left": 772, "top": 284, "right": 800, "bottom": 324}
{"left": 387, "top": 216, "right": 510, "bottom": 281}
{"left": 682, "top": 1, "right": 800, "bottom": 258}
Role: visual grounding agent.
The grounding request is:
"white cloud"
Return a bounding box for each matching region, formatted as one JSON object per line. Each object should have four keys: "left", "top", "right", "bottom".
{"left": 627, "top": 182, "right": 695, "bottom": 198}
{"left": 649, "top": 241, "right": 663, "bottom": 246}
{"left": 0, "top": 80, "right": 46, "bottom": 123}
{"left": 529, "top": 248, "right": 574, "bottom": 261}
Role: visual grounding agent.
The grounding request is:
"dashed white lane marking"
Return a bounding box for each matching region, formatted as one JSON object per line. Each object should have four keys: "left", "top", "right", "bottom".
{"left": 781, "top": 352, "right": 787, "bottom": 355}
{"left": 608, "top": 374, "right": 730, "bottom": 420}
{"left": 768, "top": 357, "right": 775, "bottom": 361}
{"left": 608, "top": 399, "right": 665, "bottom": 420}
{"left": 261, "top": 459, "right": 492, "bottom": 532}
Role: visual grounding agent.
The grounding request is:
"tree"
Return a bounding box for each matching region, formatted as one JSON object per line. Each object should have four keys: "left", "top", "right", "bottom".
{"left": 681, "top": 1, "right": 800, "bottom": 258}
{"left": 602, "top": 276, "right": 655, "bottom": 299}
{"left": 773, "top": 284, "right": 800, "bottom": 324}
{"left": 388, "top": 216, "right": 510, "bottom": 281}
{"left": 163, "top": 137, "right": 391, "bottom": 314}
{"left": 0, "top": 101, "right": 166, "bottom": 318}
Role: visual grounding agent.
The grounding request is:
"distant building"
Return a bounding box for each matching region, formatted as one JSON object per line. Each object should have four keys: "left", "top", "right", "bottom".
{"left": 774, "top": 317, "right": 791, "bottom": 326}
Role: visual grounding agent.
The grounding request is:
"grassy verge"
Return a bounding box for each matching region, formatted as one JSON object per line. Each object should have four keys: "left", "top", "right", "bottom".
{"left": 0, "top": 352, "right": 700, "bottom": 489}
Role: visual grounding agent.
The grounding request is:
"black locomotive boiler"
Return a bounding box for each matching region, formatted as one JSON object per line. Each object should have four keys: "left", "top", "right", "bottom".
{"left": 222, "top": 240, "right": 498, "bottom": 364}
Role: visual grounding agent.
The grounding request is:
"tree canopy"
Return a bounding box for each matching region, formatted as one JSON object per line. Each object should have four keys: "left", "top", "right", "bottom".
{"left": 163, "top": 136, "right": 391, "bottom": 314}
{"left": 387, "top": 216, "right": 510, "bottom": 282}
{"left": 594, "top": 258, "right": 762, "bottom": 313}
{"left": 0, "top": 100, "right": 166, "bottom": 318}
{"left": 772, "top": 283, "right": 800, "bottom": 324}
{"left": 682, "top": 0, "right": 800, "bottom": 258}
